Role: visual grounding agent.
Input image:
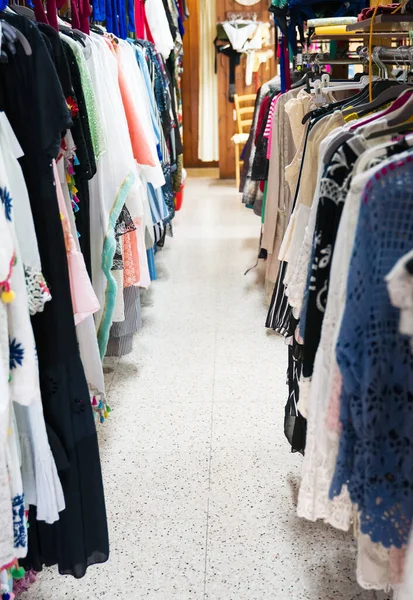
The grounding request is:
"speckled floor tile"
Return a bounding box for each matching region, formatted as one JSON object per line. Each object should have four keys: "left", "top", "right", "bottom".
{"left": 21, "top": 177, "right": 392, "bottom": 600}
{"left": 205, "top": 450, "right": 378, "bottom": 600}
{"left": 211, "top": 402, "right": 281, "bottom": 451}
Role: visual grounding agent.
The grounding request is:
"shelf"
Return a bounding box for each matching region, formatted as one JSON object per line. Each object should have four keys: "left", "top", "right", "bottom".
{"left": 311, "top": 32, "right": 410, "bottom": 42}
{"left": 346, "top": 14, "right": 413, "bottom": 33}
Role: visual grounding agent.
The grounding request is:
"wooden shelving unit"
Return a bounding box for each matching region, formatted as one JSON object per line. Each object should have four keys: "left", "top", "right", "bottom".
{"left": 346, "top": 14, "right": 413, "bottom": 33}
{"left": 311, "top": 32, "right": 410, "bottom": 43}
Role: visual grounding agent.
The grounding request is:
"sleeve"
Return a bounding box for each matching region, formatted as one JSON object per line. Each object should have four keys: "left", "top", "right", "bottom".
{"left": 335, "top": 198, "right": 371, "bottom": 401}
{"left": 31, "top": 23, "right": 72, "bottom": 158}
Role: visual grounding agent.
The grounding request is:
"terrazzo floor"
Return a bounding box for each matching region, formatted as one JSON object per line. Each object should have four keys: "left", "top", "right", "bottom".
{"left": 22, "top": 176, "right": 390, "bottom": 600}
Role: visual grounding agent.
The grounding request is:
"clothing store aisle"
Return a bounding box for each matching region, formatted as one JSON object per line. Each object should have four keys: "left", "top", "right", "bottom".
{"left": 22, "top": 176, "right": 386, "bottom": 600}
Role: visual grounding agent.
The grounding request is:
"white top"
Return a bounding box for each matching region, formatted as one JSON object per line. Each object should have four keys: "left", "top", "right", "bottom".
{"left": 0, "top": 113, "right": 51, "bottom": 316}
{"left": 145, "top": 0, "right": 175, "bottom": 59}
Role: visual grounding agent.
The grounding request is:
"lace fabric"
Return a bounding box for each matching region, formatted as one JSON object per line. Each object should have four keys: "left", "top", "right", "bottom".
{"left": 330, "top": 156, "right": 413, "bottom": 549}
{"left": 64, "top": 35, "right": 107, "bottom": 161}
{"left": 399, "top": 528, "right": 413, "bottom": 599}
{"left": 297, "top": 144, "right": 391, "bottom": 551}
{"left": 24, "top": 265, "right": 51, "bottom": 316}
{"left": 302, "top": 137, "right": 362, "bottom": 379}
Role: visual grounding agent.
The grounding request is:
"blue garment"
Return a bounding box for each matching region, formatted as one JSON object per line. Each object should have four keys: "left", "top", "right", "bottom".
{"left": 161, "top": 163, "right": 175, "bottom": 224}
{"left": 148, "top": 183, "right": 170, "bottom": 225}
{"left": 118, "top": 0, "right": 127, "bottom": 39}
{"left": 271, "top": 0, "right": 365, "bottom": 55}
{"left": 105, "top": 0, "right": 128, "bottom": 38}
{"left": 147, "top": 247, "right": 157, "bottom": 281}
{"left": 127, "top": 0, "right": 135, "bottom": 33}
{"left": 174, "top": 0, "right": 185, "bottom": 36}
{"left": 329, "top": 155, "right": 413, "bottom": 549}
{"left": 105, "top": 0, "right": 118, "bottom": 37}
{"left": 93, "top": 0, "right": 106, "bottom": 21}
{"left": 131, "top": 42, "right": 161, "bottom": 146}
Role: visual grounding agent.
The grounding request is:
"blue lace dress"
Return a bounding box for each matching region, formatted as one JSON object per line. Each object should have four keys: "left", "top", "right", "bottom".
{"left": 330, "top": 153, "right": 413, "bottom": 549}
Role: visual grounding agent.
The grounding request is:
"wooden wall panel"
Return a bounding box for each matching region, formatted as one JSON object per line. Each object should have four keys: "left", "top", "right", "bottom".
{"left": 182, "top": 0, "right": 199, "bottom": 167}
{"left": 182, "top": 0, "right": 275, "bottom": 175}
{"left": 182, "top": 0, "right": 218, "bottom": 168}
{"left": 216, "top": 0, "right": 276, "bottom": 179}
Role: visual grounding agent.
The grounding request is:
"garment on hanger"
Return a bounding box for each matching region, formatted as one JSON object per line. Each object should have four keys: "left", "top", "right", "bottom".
{"left": 241, "top": 42, "right": 413, "bottom": 590}
{"left": 0, "top": 0, "right": 187, "bottom": 588}
{"left": 214, "top": 41, "right": 242, "bottom": 102}
{"left": 222, "top": 21, "right": 258, "bottom": 52}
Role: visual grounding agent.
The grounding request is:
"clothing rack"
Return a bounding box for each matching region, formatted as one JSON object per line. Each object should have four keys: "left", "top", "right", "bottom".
{"left": 303, "top": 51, "right": 366, "bottom": 69}
{"left": 358, "top": 45, "right": 413, "bottom": 66}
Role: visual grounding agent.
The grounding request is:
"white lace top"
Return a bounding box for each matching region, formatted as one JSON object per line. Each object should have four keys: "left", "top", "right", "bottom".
{"left": 298, "top": 147, "right": 408, "bottom": 592}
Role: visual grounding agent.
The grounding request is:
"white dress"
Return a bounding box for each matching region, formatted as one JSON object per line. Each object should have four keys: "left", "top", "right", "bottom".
{"left": 0, "top": 123, "right": 65, "bottom": 528}
{"left": 87, "top": 35, "right": 137, "bottom": 356}
{"left": 0, "top": 200, "right": 15, "bottom": 569}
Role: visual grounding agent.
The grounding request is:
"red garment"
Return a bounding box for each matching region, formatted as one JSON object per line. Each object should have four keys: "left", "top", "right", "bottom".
{"left": 33, "top": 0, "right": 49, "bottom": 25}
{"left": 255, "top": 94, "right": 271, "bottom": 146}
{"left": 177, "top": 0, "right": 184, "bottom": 20}
{"left": 46, "top": 0, "right": 58, "bottom": 30}
{"left": 358, "top": 4, "right": 399, "bottom": 21}
{"left": 79, "top": 0, "right": 91, "bottom": 35}
{"left": 33, "top": 0, "right": 90, "bottom": 34}
{"left": 135, "top": 0, "right": 154, "bottom": 42}
{"left": 70, "top": 0, "right": 81, "bottom": 30}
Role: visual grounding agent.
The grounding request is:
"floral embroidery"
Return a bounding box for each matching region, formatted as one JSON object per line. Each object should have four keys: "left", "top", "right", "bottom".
{"left": 0, "top": 187, "right": 12, "bottom": 221}
{"left": 66, "top": 95, "right": 79, "bottom": 119}
{"left": 12, "top": 494, "right": 26, "bottom": 549}
{"left": 9, "top": 338, "right": 24, "bottom": 370}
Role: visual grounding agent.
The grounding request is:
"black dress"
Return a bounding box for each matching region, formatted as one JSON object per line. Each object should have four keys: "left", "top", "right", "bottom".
{"left": 0, "top": 14, "right": 108, "bottom": 578}
{"left": 39, "top": 22, "right": 96, "bottom": 279}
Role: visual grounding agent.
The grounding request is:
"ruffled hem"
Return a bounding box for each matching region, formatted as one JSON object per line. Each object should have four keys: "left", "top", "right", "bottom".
{"left": 19, "top": 434, "right": 65, "bottom": 525}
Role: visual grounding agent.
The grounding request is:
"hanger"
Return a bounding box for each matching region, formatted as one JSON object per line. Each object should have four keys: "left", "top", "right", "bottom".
{"left": 0, "top": 18, "right": 32, "bottom": 56}
{"left": 59, "top": 22, "right": 86, "bottom": 47}
{"left": 316, "top": 73, "right": 374, "bottom": 94}
{"left": 8, "top": 3, "right": 35, "bottom": 19}
{"left": 301, "top": 80, "right": 392, "bottom": 126}
{"left": 367, "top": 120, "right": 413, "bottom": 140}
{"left": 386, "top": 89, "right": 413, "bottom": 127}
{"left": 90, "top": 23, "right": 104, "bottom": 34}
{"left": 350, "top": 88, "right": 413, "bottom": 133}
{"left": 342, "top": 80, "right": 406, "bottom": 117}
